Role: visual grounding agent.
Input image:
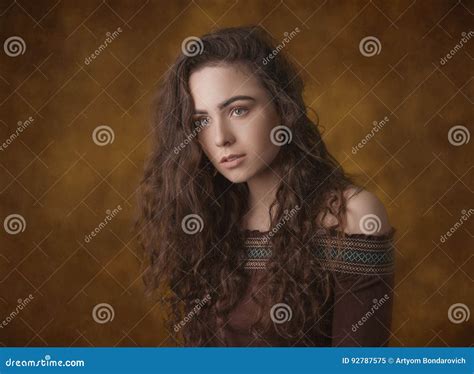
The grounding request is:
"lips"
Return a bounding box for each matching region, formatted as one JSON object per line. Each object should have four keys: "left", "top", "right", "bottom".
{"left": 220, "top": 153, "right": 245, "bottom": 163}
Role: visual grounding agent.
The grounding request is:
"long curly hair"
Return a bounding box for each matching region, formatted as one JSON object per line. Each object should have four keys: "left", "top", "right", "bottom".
{"left": 134, "top": 25, "right": 360, "bottom": 346}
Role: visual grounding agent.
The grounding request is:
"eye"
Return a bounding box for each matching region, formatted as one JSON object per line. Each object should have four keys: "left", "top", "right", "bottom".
{"left": 231, "top": 107, "right": 248, "bottom": 117}
{"left": 194, "top": 117, "right": 210, "bottom": 127}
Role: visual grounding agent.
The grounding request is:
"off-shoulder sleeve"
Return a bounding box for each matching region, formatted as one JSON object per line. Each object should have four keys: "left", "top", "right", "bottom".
{"left": 313, "top": 228, "right": 397, "bottom": 347}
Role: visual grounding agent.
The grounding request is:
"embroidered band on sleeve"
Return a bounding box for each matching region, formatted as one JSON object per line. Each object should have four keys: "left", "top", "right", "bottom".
{"left": 243, "top": 232, "right": 395, "bottom": 275}
{"left": 311, "top": 235, "right": 395, "bottom": 275}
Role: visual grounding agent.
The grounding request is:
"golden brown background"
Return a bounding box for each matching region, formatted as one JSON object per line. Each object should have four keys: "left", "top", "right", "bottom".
{"left": 0, "top": 0, "right": 472, "bottom": 347}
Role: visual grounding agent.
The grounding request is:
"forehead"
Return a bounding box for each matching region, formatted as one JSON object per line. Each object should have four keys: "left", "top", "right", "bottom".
{"left": 188, "top": 63, "right": 263, "bottom": 109}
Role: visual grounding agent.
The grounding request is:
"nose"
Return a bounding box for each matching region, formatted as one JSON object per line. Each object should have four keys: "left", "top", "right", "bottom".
{"left": 213, "top": 116, "right": 235, "bottom": 148}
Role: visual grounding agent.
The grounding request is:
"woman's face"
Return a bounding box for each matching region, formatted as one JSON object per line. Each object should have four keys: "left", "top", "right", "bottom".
{"left": 189, "top": 63, "right": 282, "bottom": 183}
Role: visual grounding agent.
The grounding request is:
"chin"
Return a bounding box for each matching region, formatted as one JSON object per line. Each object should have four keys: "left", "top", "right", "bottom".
{"left": 220, "top": 170, "right": 250, "bottom": 184}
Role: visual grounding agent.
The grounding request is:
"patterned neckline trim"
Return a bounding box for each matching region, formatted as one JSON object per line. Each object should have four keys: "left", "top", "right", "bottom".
{"left": 240, "top": 226, "right": 397, "bottom": 241}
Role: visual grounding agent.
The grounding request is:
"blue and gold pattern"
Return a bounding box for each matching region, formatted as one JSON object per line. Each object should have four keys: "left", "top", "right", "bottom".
{"left": 243, "top": 230, "right": 395, "bottom": 275}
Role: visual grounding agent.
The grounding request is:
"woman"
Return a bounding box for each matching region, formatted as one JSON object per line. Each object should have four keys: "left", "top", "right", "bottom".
{"left": 135, "top": 25, "right": 396, "bottom": 347}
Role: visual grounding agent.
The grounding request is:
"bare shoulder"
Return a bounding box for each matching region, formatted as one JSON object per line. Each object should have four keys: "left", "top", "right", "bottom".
{"left": 317, "top": 185, "right": 393, "bottom": 235}
{"left": 343, "top": 186, "right": 393, "bottom": 235}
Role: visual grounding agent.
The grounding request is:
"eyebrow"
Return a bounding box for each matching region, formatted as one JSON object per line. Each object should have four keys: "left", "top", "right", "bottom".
{"left": 193, "top": 95, "right": 256, "bottom": 115}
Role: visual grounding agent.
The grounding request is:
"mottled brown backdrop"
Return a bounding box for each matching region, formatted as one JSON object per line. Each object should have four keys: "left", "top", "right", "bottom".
{"left": 0, "top": 0, "right": 472, "bottom": 347}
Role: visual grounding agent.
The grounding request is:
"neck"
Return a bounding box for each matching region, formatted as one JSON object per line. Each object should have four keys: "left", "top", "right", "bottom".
{"left": 244, "top": 166, "right": 282, "bottom": 226}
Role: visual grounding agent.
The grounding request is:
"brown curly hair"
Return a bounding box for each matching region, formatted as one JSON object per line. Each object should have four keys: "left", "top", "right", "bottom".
{"left": 134, "top": 25, "right": 361, "bottom": 346}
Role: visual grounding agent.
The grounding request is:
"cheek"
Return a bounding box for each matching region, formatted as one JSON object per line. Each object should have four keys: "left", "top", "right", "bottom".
{"left": 259, "top": 141, "right": 281, "bottom": 165}
{"left": 244, "top": 111, "right": 279, "bottom": 151}
{"left": 197, "top": 132, "right": 214, "bottom": 159}
{"left": 240, "top": 124, "right": 280, "bottom": 164}
{"left": 252, "top": 110, "right": 281, "bottom": 163}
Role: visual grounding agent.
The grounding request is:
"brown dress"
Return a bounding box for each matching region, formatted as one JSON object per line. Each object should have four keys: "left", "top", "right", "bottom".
{"left": 215, "top": 227, "right": 397, "bottom": 347}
